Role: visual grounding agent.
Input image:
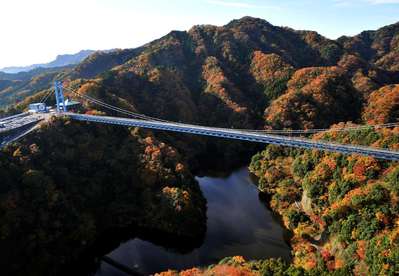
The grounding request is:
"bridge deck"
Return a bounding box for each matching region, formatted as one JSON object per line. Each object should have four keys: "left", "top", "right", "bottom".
{"left": 67, "top": 113, "right": 399, "bottom": 161}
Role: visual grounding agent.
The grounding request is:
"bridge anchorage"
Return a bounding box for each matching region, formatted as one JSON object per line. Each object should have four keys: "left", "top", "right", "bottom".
{"left": 1, "top": 80, "right": 399, "bottom": 161}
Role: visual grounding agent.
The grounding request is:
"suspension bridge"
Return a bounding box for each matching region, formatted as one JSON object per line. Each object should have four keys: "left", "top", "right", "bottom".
{"left": 1, "top": 81, "right": 399, "bottom": 161}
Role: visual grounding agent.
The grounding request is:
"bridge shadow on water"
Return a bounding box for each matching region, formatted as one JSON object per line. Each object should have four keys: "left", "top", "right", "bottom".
{"left": 68, "top": 225, "right": 206, "bottom": 276}
{"left": 0, "top": 218, "right": 205, "bottom": 276}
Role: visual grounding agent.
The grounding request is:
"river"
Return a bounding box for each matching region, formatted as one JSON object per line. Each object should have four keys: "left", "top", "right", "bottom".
{"left": 96, "top": 167, "right": 290, "bottom": 275}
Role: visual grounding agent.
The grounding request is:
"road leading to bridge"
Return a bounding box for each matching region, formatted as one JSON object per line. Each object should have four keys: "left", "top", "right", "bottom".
{"left": 0, "top": 113, "right": 47, "bottom": 148}
{"left": 0, "top": 113, "right": 45, "bottom": 134}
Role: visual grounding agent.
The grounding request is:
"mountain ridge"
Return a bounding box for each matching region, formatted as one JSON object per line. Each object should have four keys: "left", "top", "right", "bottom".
{"left": 1, "top": 16, "right": 399, "bottom": 275}
{"left": 0, "top": 49, "right": 95, "bottom": 74}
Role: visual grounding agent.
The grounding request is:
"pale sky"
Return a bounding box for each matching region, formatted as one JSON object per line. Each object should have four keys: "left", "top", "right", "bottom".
{"left": 0, "top": 0, "right": 398, "bottom": 68}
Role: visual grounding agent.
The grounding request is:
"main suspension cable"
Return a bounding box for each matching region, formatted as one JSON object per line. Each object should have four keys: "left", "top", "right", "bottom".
{"left": 61, "top": 85, "right": 399, "bottom": 136}
{"left": 64, "top": 87, "right": 171, "bottom": 122}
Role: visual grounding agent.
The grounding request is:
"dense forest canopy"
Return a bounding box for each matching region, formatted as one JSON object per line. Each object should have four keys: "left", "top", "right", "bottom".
{"left": 1, "top": 16, "right": 399, "bottom": 275}
{"left": 0, "top": 117, "right": 206, "bottom": 275}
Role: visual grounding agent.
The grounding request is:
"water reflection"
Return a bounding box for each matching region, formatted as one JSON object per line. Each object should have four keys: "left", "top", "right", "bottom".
{"left": 96, "top": 168, "right": 290, "bottom": 275}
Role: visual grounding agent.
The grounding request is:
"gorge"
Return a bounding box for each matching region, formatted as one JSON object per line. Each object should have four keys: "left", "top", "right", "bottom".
{"left": 1, "top": 16, "right": 399, "bottom": 275}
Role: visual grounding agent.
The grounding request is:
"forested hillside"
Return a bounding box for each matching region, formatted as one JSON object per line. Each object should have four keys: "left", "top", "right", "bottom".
{"left": 249, "top": 125, "right": 399, "bottom": 274}
{"left": 0, "top": 66, "right": 74, "bottom": 108}
{"left": 0, "top": 117, "right": 206, "bottom": 275}
{"left": 1, "top": 16, "right": 399, "bottom": 275}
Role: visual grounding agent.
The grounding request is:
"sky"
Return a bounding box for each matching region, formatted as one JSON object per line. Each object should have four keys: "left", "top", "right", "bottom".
{"left": 0, "top": 0, "right": 398, "bottom": 69}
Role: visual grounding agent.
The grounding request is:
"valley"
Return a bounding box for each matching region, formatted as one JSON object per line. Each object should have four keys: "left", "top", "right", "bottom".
{"left": 1, "top": 16, "right": 399, "bottom": 275}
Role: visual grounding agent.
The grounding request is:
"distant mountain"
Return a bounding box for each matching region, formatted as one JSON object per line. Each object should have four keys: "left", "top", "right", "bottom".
{"left": 0, "top": 50, "right": 95, "bottom": 74}
{"left": 337, "top": 21, "right": 399, "bottom": 72}
{"left": 0, "top": 65, "right": 75, "bottom": 107}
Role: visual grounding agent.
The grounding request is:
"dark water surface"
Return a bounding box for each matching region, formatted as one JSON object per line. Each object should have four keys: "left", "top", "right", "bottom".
{"left": 96, "top": 168, "right": 290, "bottom": 275}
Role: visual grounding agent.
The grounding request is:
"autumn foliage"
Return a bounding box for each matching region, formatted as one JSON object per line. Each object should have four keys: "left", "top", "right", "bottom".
{"left": 250, "top": 125, "right": 399, "bottom": 275}
{"left": 1, "top": 16, "right": 399, "bottom": 276}
{"left": 363, "top": 84, "right": 399, "bottom": 124}
{"left": 0, "top": 118, "right": 206, "bottom": 275}
{"left": 265, "top": 66, "right": 361, "bottom": 129}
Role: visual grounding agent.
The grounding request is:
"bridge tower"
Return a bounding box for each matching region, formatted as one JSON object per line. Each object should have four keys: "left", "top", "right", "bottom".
{"left": 54, "top": 81, "right": 67, "bottom": 113}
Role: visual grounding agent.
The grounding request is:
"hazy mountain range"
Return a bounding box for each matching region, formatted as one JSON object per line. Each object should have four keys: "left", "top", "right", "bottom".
{"left": 0, "top": 50, "right": 95, "bottom": 74}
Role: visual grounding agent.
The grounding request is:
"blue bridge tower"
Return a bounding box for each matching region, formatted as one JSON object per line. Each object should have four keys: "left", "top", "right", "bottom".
{"left": 54, "top": 81, "right": 67, "bottom": 113}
